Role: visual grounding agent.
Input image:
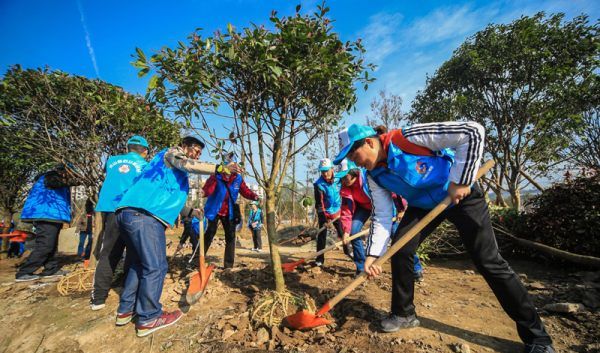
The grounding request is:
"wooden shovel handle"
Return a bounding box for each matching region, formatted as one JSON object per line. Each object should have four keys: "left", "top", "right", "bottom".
{"left": 304, "top": 228, "right": 369, "bottom": 261}
{"left": 322, "top": 160, "right": 495, "bottom": 313}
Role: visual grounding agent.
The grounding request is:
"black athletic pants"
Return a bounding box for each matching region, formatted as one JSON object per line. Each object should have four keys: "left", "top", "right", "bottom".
{"left": 251, "top": 228, "right": 262, "bottom": 249}
{"left": 390, "top": 185, "right": 552, "bottom": 345}
{"left": 205, "top": 215, "right": 236, "bottom": 268}
{"left": 16, "top": 221, "right": 62, "bottom": 277}
{"left": 91, "top": 212, "right": 127, "bottom": 304}
{"left": 316, "top": 214, "right": 346, "bottom": 264}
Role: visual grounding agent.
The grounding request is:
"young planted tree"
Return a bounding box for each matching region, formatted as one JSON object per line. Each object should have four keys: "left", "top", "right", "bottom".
{"left": 409, "top": 13, "right": 599, "bottom": 210}
{"left": 0, "top": 66, "right": 181, "bottom": 201}
{"left": 133, "top": 4, "right": 373, "bottom": 295}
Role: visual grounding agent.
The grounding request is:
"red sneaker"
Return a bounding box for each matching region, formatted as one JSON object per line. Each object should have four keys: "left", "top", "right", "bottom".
{"left": 135, "top": 310, "right": 183, "bottom": 337}
{"left": 115, "top": 311, "right": 136, "bottom": 326}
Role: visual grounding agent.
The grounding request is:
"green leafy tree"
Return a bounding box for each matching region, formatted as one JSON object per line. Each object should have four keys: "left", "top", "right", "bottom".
{"left": 0, "top": 66, "right": 181, "bottom": 202}
{"left": 409, "top": 13, "right": 599, "bottom": 210}
{"left": 134, "top": 4, "right": 373, "bottom": 292}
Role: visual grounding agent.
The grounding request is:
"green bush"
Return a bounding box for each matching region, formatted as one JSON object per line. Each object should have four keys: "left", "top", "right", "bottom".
{"left": 518, "top": 173, "right": 600, "bottom": 257}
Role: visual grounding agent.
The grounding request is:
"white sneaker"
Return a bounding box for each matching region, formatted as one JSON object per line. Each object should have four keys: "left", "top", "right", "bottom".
{"left": 90, "top": 303, "right": 106, "bottom": 311}
{"left": 256, "top": 249, "right": 262, "bottom": 253}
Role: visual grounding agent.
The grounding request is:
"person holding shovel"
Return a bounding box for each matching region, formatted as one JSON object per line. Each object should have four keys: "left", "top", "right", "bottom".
{"left": 202, "top": 158, "right": 259, "bottom": 268}
{"left": 248, "top": 201, "right": 264, "bottom": 252}
{"left": 339, "top": 158, "right": 423, "bottom": 280}
{"left": 313, "top": 158, "right": 352, "bottom": 267}
{"left": 115, "top": 136, "right": 242, "bottom": 337}
{"left": 333, "top": 122, "right": 554, "bottom": 353}
{"left": 90, "top": 135, "right": 149, "bottom": 311}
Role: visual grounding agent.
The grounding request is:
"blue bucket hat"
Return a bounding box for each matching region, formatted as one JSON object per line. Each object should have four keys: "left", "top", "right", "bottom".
{"left": 333, "top": 124, "right": 376, "bottom": 165}
{"left": 127, "top": 135, "right": 149, "bottom": 148}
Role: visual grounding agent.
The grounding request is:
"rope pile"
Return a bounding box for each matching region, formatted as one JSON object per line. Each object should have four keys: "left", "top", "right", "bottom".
{"left": 57, "top": 268, "right": 95, "bottom": 296}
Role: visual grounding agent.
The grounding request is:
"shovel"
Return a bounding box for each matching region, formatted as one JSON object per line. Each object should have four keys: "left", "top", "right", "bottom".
{"left": 185, "top": 215, "right": 215, "bottom": 305}
{"left": 281, "top": 228, "right": 369, "bottom": 272}
{"left": 283, "top": 160, "right": 494, "bottom": 330}
{"left": 279, "top": 216, "right": 340, "bottom": 246}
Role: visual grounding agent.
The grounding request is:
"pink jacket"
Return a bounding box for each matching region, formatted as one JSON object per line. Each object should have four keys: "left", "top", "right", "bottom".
{"left": 340, "top": 173, "right": 372, "bottom": 234}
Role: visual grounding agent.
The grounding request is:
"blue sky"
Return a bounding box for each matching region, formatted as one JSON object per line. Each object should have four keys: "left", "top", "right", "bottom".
{"left": 1, "top": 0, "right": 598, "bottom": 181}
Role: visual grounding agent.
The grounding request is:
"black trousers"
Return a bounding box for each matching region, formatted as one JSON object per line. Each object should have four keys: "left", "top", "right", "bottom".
{"left": 390, "top": 185, "right": 552, "bottom": 345}
{"left": 251, "top": 228, "right": 262, "bottom": 249}
{"left": 179, "top": 221, "right": 198, "bottom": 251}
{"left": 91, "top": 213, "right": 127, "bottom": 304}
{"left": 16, "top": 221, "right": 62, "bottom": 277}
{"left": 316, "top": 215, "right": 345, "bottom": 264}
{"left": 205, "top": 215, "right": 236, "bottom": 268}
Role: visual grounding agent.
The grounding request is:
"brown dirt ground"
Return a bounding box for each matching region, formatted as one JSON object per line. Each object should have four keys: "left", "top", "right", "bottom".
{"left": 0, "top": 229, "right": 598, "bottom": 353}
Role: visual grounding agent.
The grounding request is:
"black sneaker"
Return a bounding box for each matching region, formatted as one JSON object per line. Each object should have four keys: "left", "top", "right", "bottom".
{"left": 40, "top": 270, "right": 69, "bottom": 279}
{"left": 523, "top": 344, "right": 556, "bottom": 353}
{"left": 380, "top": 314, "right": 420, "bottom": 332}
{"left": 15, "top": 274, "right": 40, "bottom": 282}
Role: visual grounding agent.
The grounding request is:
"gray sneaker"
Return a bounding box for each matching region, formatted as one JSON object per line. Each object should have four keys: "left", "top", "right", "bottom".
{"left": 523, "top": 344, "right": 556, "bottom": 353}
{"left": 15, "top": 274, "right": 40, "bottom": 282}
{"left": 380, "top": 314, "right": 420, "bottom": 332}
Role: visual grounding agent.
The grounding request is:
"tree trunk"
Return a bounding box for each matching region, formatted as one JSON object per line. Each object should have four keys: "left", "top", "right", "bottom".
{"left": 291, "top": 140, "right": 296, "bottom": 226}
{"left": 509, "top": 187, "right": 522, "bottom": 212}
{"left": 265, "top": 188, "right": 286, "bottom": 293}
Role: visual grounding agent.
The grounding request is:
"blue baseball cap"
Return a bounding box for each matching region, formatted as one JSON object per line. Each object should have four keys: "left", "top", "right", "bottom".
{"left": 333, "top": 124, "right": 376, "bottom": 165}
{"left": 127, "top": 135, "right": 149, "bottom": 148}
{"left": 318, "top": 158, "right": 334, "bottom": 172}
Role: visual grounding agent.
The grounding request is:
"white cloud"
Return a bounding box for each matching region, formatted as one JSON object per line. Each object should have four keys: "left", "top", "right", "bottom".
{"left": 359, "top": 12, "right": 403, "bottom": 65}
{"left": 76, "top": 0, "right": 100, "bottom": 78}
{"left": 405, "top": 3, "right": 500, "bottom": 46}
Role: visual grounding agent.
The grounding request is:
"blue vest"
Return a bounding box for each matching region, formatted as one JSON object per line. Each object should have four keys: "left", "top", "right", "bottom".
{"left": 204, "top": 173, "right": 243, "bottom": 221}
{"left": 314, "top": 175, "right": 342, "bottom": 214}
{"left": 191, "top": 217, "right": 207, "bottom": 235}
{"left": 95, "top": 152, "right": 148, "bottom": 212}
{"left": 116, "top": 149, "right": 189, "bottom": 226}
{"left": 248, "top": 208, "right": 262, "bottom": 228}
{"left": 368, "top": 141, "right": 455, "bottom": 210}
{"left": 21, "top": 175, "right": 71, "bottom": 223}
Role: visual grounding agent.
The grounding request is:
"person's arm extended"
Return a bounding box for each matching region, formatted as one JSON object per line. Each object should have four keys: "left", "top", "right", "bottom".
{"left": 164, "top": 147, "right": 216, "bottom": 175}
{"left": 365, "top": 175, "right": 395, "bottom": 258}
{"left": 400, "top": 121, "right": 485, "bottom": 186}
{"left": 239, "top": 179, "right": 259, "bottom": 201}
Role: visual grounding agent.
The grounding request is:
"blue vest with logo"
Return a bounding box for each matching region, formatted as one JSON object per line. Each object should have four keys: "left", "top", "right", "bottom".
{"left": 248, "top": 208, "right": 262, "bottom": 229}
{"left": 368, "top": 141, "right": 455, "bottom": 210}
{"left": 95, "top": 152, "right": 148, "bottom": 213}
{"left": 21, "top": 174, "right": 71, "bottom": 223}
{"left": 314, "top": 175, "right": 342, "bottom": 214}
{"left": 204, "top": 173, "right": 243, "bottom": 221}
{"left": 116, "top": 149, "right": 189, "bottom": 226}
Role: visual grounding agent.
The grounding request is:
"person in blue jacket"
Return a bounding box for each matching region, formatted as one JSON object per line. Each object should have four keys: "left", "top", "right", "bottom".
{"left": 334, "top": 122, "right": 554, "bottom": 353}
{"left": 16, "top": 164, "right": 82, "bottom": 282}
{"left": 114, "top": 136, "right": 242, "bottom": 337}
{"left": 89, "top": 135, "right": 149, "bottom": 311}
{"left": 247, "top": 201, "right": 264, "bottom": 252}
{"left": 313, "top": 158, "right": 352, "bottom": 267}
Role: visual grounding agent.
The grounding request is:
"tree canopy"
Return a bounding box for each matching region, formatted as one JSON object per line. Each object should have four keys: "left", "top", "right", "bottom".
{"left": 0, "top": 66, "right": 182, "bottom": 201}
{"left": 409, "top": 13, "right": 599, "bottom": 210}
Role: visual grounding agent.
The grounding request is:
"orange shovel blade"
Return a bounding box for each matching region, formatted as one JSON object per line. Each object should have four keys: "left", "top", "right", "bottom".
{"left": 281, "top": 259, "right": 306, "bottom": 273}
{"left": 186, "top": 264, "right": 215, "bottom": 305}
{"left": 283, "top": 310, "right": 332, "bottom": 330}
